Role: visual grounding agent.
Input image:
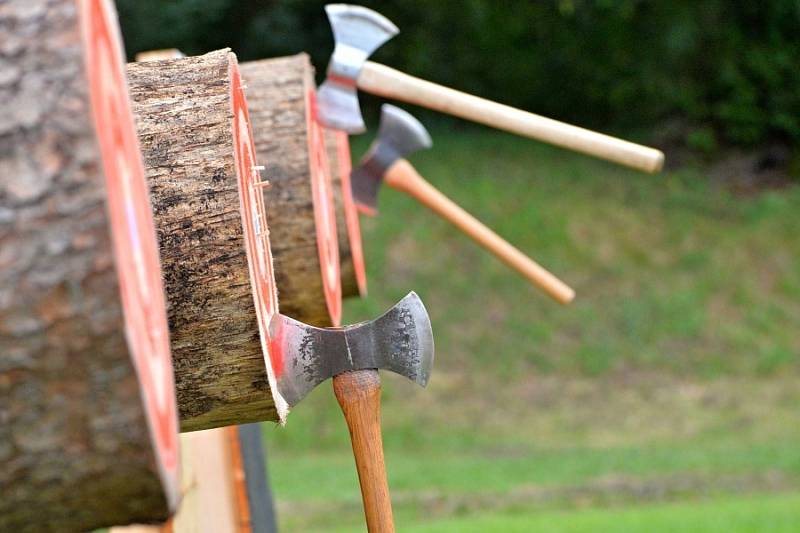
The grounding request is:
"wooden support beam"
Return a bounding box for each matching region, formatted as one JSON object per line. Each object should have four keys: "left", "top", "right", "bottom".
{"left": 169, "top": 428, "right": 248, "bottom": 533}
{"left": 112, "top": 425, "right": 275, "bottom": 533}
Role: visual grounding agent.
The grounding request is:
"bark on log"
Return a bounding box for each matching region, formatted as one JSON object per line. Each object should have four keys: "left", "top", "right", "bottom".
{"left": 325, "top": 128, "right": 367, "bottom": 298}
{"left": 0, "top": 0, "right": 179, "bottom": 530}
{"left": 127, "top": 50, "right": 286, "bottom": 432}
{"left": 241, "top": 54, "right": 342, "bottom": 327}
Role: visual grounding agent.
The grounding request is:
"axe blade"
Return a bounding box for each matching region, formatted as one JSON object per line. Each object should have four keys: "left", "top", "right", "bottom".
{"left": 351, "top": 104, "right": 433, "bottom": 211}
{"left": 318, "top": 4, "right": 399, "bottom": 132}
{"left": 269, "top": 291, "right": 434, "bottom": 407}
{"left": 317, "top": 79, "right": 365, "bottom": 133}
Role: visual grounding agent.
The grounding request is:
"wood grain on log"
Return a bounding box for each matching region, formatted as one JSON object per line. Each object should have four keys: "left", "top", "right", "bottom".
{"left": 127, "top": 50, "right": 284, "bottom": 431}
{"left": 241, "top": 54, "right": 342, "bottom": 327}
{"left": 0, "top": 0, "right": 179, "bottom": 530}
{"left": 325, "top": 128, "right": 367, "bottom": 298}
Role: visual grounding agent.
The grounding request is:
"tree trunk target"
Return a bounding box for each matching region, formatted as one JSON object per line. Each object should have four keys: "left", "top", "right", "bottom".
{"left": 0, "top": 0, "right": 179, "bottom": 529}
{"left": 127, "top": 50, "right": 286, "bottom": 431}
{"left": 241, "top": 54, "right": 343, "bottom": 328}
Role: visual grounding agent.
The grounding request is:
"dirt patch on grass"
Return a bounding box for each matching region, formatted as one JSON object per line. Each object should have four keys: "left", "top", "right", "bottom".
{"left": 394, "top": 470, "right": 798, "bottom": 517}
{"left": 383, "top": 371, "right": 800, "bottom": 449}
{"left": 278, "top": 470, "right": 799, "bottom": 528}
{"left": 708, "top": 145, "right": 797, "bottom": 195}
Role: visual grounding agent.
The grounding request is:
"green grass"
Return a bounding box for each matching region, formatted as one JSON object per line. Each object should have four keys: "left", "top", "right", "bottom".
{"left": 343, "top": 129, "right": 800, "bottom": 376}
{"left": 267, "top": 434, "right": 800, "bottom": 502}
{"left": 264, "top": 128, "right": 800, "bottom": 531}
{"left": 402, "top": 493, "right": 800, "bottom": 533}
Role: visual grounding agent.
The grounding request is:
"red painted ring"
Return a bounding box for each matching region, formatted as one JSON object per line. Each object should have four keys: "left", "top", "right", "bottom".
{"left": 79, "top": 0, "right": 179, "bottom": 508}
{"left": 333, "top": 130, "right": 367, "bottom": 296}
{"left": 231, "top": 60, "right": 288, "bottom": 420}
{"left": 307, "top": 90, "right": 343, "bottom": 326}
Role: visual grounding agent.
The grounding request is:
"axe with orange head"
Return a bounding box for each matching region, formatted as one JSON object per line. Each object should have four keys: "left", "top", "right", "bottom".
{"left": 318, "top": 4, "right": 664, "bottom": 173}
{"left": 352, "top": 105, "right": 575, "bottom": 304}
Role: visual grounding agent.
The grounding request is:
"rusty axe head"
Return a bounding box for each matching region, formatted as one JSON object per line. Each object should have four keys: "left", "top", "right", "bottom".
{"left": 350, "top": 104, "right": 432, "bottom": 213}
{"left": 318, "top": 4, "right": 398, "bottom": 133}
{"left": 269, "top": 291, "right": 433, "bottom": 407}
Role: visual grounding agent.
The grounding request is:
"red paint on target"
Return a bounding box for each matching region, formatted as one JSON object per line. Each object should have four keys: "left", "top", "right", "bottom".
{"left": 79, "top": 0, "right": 179, "bottom": 504}
{"left": 334, "top": 130, "right": 367, "bottom": 296}
{"left": 307, "top": 90, "right": 343, "bottom": 326}
{"left": 231, "top": 62, "right": 279, "bottom": 367}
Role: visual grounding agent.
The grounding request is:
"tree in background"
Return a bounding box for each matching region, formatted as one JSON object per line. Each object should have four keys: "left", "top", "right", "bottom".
{"left": 118, "top": 0, "right": 800, "bottom": 150}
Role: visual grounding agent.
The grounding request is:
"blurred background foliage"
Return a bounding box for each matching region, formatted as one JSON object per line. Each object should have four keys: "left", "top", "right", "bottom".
{"left": 115, "top": 2, "right": 800, "bottom": 530}
{"left": 118, "top": 0, "right": 800, "bottom": 149}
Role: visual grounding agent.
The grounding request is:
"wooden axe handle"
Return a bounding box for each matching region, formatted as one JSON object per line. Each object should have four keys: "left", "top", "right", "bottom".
{"left": 385, "top": 160, "right": 575, "bottom": 304}
{"left": 359, "top": 62, "right": 664, "bottom": 174}
{"left": 333, "top": 369, "right": 395, "bottom": 533}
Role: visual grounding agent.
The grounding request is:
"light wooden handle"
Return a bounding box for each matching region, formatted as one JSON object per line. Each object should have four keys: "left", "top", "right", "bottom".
{"left": 333, "top": 369, "right": 395, "bottom": 533}
{"left": 359, "top": 62, "right": 664, "bottom": 174}
{"left": 385, "top": 160, "right": 575, "bottom": 304}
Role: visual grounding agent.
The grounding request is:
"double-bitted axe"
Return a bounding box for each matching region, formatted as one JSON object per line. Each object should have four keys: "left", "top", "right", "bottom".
{"left": 268, "top": 292, "right": 434, "bottom": 532}
{"left": 318, "top": 4, "right": 664, "bottom": 173}
{"left": 351, "top": 104, "right": 575, "bottom": 304}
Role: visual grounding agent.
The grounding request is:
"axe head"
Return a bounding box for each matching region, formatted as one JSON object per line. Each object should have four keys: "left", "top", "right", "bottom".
{"left": 269, "top": 292, "right": 434, "bottom": 407}
{"left": 317, "top": 4, "right": 399, "bottom": 132}
{"left": 351, "top": 104, "right": 432, "bottom": 213}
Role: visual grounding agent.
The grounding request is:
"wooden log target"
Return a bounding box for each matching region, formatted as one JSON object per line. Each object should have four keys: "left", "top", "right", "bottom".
{"left": 0, "top": 0, "right": 179, "bottom": 529}
{"left": 127, "top": 49, "right": 287, "bottom": 431}
{"left": 325, "top": 128, "right": 367, "bottom": 298}
{"left": 241, "top": 54, "right": 342, "bottom": 327}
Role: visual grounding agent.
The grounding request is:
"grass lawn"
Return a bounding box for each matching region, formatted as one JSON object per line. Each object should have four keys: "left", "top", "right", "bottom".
{"left": 263, "top": 128, "right": 800, "bottom": 531}
{"left": 403, "top": 493, "right": 800, "bottom": 533}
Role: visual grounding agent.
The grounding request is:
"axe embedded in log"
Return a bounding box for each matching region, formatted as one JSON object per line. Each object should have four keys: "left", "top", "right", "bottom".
{"left": 241, "top": 178, "right": 433, "bottom": 532}
{"left": 129, "top": 52, "right": 418, "bottom": 532}
{"left": 268, "top": 293, "right": 434, "bottom": 533}
{"left": 318, "top": 4, "right": 664, "bottom": 173}
{"left": 351, "top": 105, "right": 575, "bottom": 305}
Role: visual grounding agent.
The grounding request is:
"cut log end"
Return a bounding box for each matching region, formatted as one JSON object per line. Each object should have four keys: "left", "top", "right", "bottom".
{"left": 230, "top": 60, "right": 289, "bottom": 423}
{"left": 81, "top": 0, "right": 180, "bottom": 505}
{"left": 128, "top": 50, "right": 284, "bottom": 431}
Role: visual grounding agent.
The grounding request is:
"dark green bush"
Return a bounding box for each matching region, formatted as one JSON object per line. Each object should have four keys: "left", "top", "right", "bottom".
{"left": 117, "top": 0, "right": 800, "bottom": 147}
